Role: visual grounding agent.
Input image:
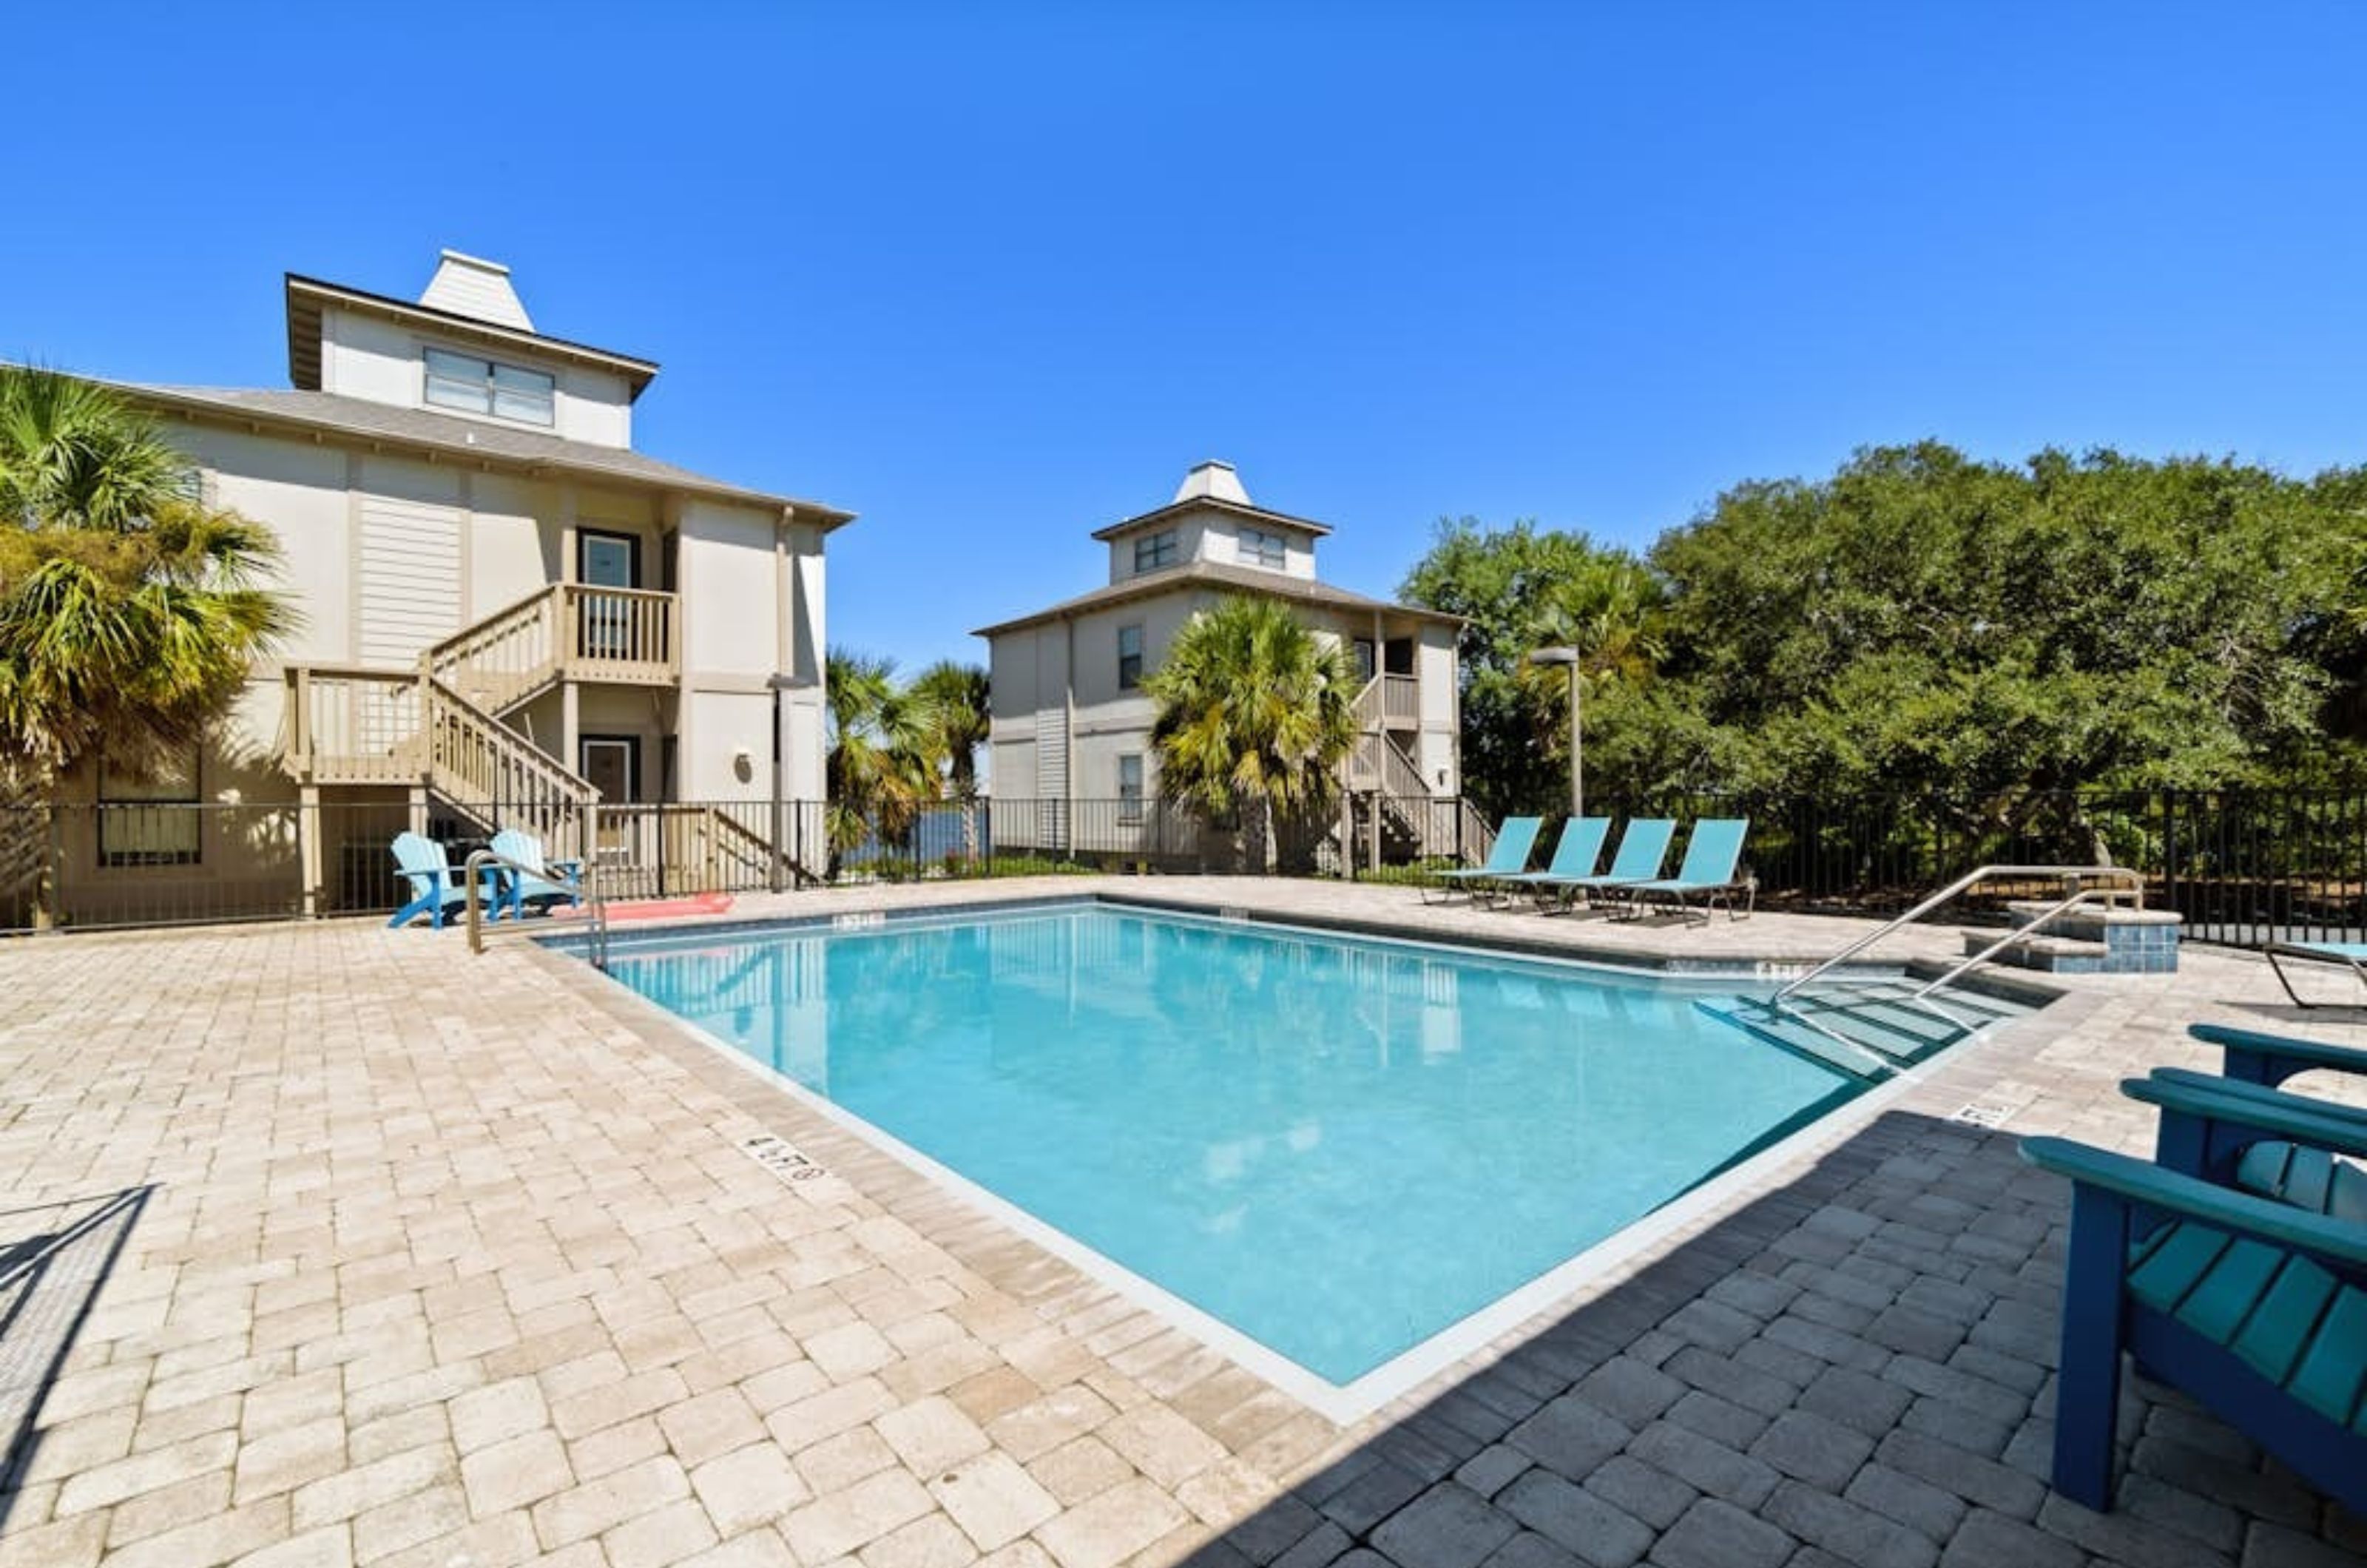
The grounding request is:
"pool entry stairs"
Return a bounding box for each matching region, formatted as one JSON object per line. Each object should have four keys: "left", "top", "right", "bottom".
{"left": 1696, "top": 981, "right": 2021, "bottom": 1081}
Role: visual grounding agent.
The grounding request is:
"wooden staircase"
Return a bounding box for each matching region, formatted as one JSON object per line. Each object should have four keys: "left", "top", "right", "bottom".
{"left": 281, "top": 581, "right": 822, "bottom": 896}
{"left": 1344, "top": 677, "right": 1493, "bottom": 865}
{"left": 283, "top": 581, "right": 683, "bottom": 863}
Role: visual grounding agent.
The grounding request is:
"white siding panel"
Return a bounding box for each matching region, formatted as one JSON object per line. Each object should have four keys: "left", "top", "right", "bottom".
{"left": 358, "top": 496, "right": 462, "bottom": 665}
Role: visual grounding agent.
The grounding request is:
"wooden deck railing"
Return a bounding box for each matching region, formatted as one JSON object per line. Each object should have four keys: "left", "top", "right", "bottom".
{"left": 284, "top": 666, "right": 425, "bottom": 784}
{"left": 564, "top": 585, "right": 677, "bottom": 685}
{"left": 425, "top": 584, "right": 678, "bottom": 715}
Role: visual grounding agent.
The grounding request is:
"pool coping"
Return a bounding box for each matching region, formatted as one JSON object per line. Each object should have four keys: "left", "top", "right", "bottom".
{"left": 530, "top": 891, "right": 2077, "bottom": 1425}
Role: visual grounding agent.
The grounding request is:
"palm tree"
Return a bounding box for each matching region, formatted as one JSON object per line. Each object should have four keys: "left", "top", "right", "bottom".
{"left": 0, "top": 367, "right": 291, "bottom": 787}
{"left": 823, "top": 648, "right": 938, "bottom": 872}
{"left": 907, "top": 660, "right": 990, "bottom": 799}
{"left": 907, "top": 659, "right": 991, "bottom": 865}
{"left": 1517, "top": 555, "right": 1665, "bottom": 778}
{"left": 1145, "top": 596, "right": 1360, "bottom": 871}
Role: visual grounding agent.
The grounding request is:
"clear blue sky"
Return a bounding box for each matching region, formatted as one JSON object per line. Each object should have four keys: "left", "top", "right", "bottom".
{"left": 10, "top": 4, "right": 2364, "bottom": 672}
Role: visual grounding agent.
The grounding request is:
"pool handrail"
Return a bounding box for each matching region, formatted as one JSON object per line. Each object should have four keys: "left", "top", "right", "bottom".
{"left": 1773, "top": 864, "right": 2144, "bottom": 1005}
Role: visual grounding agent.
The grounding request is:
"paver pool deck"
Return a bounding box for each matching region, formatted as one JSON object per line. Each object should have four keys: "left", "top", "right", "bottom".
{"left": 1, "top": 876, "right": 2363, "bottom": 1568}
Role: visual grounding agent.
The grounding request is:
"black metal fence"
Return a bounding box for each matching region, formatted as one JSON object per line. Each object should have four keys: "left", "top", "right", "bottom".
{"left": 4, "top": 788, "right": 2362, "bottom": 948}
{"left": 1405, "top": 788, "right": 2367, "bottom": 948}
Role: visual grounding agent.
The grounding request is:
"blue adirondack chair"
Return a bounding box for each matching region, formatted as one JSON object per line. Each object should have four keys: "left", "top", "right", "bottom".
{"left": 2019, "top": 1133, "right": 2367, "bottom": 1515}
{"left": 1489, "top": 817, "right": 1610, "bottom": 908}
{"left": 1620, "top": 817, "right": 1753, "bottom": 923}
{"left": 1424, "top": 816, "right": 1543, "bottom": 903}
{"left": 1529, "top": 818, "right": 1675, "bottom": 912}
{"left": 2125, "top": 1070, "right": 2367, "bottom": 1230}
{"left": 2189, "top": 1021, "right": 2367, "bottom": 1089}
{"left": 489, "top": 828, "right": 582, "bottom": 920}
{"left": 387, "top": 831, "right": 497, "bottom": 930}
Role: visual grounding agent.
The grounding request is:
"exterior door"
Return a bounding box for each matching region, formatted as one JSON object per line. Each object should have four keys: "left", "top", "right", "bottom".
{"left": 578, "top": 531, "right": 641, "bottom": 660}
{"left": 581, "top": 735, "right": 638, "bottom": 860}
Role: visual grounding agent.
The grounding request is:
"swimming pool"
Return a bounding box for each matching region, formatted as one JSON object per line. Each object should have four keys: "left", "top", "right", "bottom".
{"left": 594, "top": 902, "right": 1875, "bottom": 1397}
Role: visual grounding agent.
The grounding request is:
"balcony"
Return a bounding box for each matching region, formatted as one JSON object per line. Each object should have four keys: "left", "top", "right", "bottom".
{"left": 1356, "top": 674, "right": 1421, "bottom": 731}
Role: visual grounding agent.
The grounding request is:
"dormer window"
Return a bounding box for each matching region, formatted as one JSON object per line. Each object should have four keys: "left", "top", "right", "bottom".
{"left": 423, "top": 348, "right": 555, "bottom": 427}
{"left": 1132, "top": 529, "right": 1180, "bottom": 573}
{"left": 1237, "top": 526, "right": 1287, "bottom": 570}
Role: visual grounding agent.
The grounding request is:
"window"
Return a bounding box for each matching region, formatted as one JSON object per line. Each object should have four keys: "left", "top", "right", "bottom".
{"left": 98, "top": 751, "right": 200, "bottom": 866}
{"left": 423, "top": 348, "right": 556, "bottom": 426}
{"left": 1118, "top": 754, "right": 1144, "bottom": 824}
{"left": 1117, "top": 624, "right": 1144, "bottom": 691}
{"left": 1237, "top": 526, "right": 1286, "bottom": 570}
{"left": 1133, "top": 529, "right": 1179, "bottom": 572}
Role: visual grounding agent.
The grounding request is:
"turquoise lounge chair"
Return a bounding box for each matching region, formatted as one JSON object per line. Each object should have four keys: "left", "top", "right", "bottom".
{"left": 2264, "top": 942, "right": 2367, "bottom": 1009}
{"left": 1530, "top": 818, "right": 1675, "bottom": 911}
{"left": 1621, "top": 817, "right": 1752, "bottom": 923}
{"left": 490, "top": 828, "right": 582, "bottom": 920}
{"left": 2020, "top": 1133, "right": 2367, "bottom": 1515}
{"left": 1489, "top": 817, "right": 1610, "bottom": 907}
{"left": 387, "top": 831, "right": 497, "bottom": 930}
{"left": 1424, "top": 816, "right": 1542, "bottom": 903}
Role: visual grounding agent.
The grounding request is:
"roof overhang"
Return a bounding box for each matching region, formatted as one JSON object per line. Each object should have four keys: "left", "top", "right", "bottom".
{"left": 285, "top": 274, "right": 662, "bottom": 400}
{"left": 116, "top": 380, "right": 854, "bottom": 530}
{"left": 971, "top": 563, "right": 1459, "bottom": 639}
{"left": 1089, "top": 494, "right": 1335, "bottom": 543}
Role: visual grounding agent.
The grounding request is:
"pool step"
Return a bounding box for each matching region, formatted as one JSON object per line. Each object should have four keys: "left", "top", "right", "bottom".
{"left": 1696, "top": 981, "right": 2015, "bottom": 1081}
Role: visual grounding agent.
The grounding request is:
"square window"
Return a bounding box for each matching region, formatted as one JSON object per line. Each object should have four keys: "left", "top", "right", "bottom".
{"left": 1133, "top": 530, "right": 1179, "bottom": 572}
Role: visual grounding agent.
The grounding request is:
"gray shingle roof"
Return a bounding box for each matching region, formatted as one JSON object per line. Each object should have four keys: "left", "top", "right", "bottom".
{"left": 113, "top": 382, "right": 854, "bottom": 527}
{"left": 970, "top": 558, "right": 1458, "bottom": 638}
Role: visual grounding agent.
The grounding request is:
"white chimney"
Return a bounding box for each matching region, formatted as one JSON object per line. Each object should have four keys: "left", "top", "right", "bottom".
{"left": 419, "top": 249, "right": 535, "bottom": 331}
{"left": 1173, "top": 460, "right": 1250, "bottom": 507}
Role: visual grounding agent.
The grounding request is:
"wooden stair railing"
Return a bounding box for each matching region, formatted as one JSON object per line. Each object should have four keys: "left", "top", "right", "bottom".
{"left": 425, "top": 587, "right": 564, "bottom": 715}
{"left": 417, "top": 676, "right": 598, "bottom": 859}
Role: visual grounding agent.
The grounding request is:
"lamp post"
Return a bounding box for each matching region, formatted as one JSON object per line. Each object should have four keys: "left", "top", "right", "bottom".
{"left": 1529, "top": 646, "right": 1582, "bottom": 820}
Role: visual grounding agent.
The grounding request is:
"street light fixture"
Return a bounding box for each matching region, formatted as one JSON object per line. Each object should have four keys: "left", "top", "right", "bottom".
{"left": 1529, "top": 646, "right": 1582, "bottom": 820}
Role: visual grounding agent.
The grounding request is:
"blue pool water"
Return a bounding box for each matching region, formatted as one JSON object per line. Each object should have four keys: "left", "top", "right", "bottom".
{"left": 598, "top": 902, "right": 1863, "bottom": 1385}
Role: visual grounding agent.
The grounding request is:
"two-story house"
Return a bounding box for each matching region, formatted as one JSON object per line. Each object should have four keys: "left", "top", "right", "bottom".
{"left": 975, "top": 462, "right": 1477, "bottom": 865}
{"left": 42, "top": 249, "right": 849, "bottom": 922}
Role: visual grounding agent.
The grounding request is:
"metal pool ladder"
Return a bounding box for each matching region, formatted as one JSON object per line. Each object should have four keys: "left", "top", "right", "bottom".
{"left": 461, "top": 817, "right": 611, "bottom": 970}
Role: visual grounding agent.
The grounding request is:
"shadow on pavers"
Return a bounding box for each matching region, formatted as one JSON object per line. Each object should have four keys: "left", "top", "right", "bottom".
{"left": 1175, "top": 1110, "right": 2363, "bottom": 1568}
{"left": 0, "top": 1185, "right": 152, "bottom": 1531}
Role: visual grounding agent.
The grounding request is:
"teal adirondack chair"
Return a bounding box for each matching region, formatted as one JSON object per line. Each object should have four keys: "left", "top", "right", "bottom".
{"left": 1529, "top": 818, "right": 1674, "bottom": 911}
{"left": 489, "top": 828, "right": 582, "bottom": 920}
{"left": 387, "top": 831, "right": 496, "bottom": 930}
{"left": 1490, "top": 817, "right": 1611, "bottom": 908}
{"left": 2020, "top": 1132, "right": 2367, "bottom": 1515}
{"left": 1424, "top": 816, "right": 1543, "bottom": 903}
{"left": 1621, "top": 817, "right": 1752, "bottom": 923}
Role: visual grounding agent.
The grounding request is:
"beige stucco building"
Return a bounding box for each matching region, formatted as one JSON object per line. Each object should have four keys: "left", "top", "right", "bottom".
{"left": 41, "top": 249, "right": 848, "bottom": 922}
{"left": 974, "top": 463, "right": 1473, "bottom": 864}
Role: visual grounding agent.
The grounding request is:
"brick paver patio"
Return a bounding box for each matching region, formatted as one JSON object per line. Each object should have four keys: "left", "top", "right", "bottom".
{"left": 0, "top": 876, "right": 2362, "bottom": 1568}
